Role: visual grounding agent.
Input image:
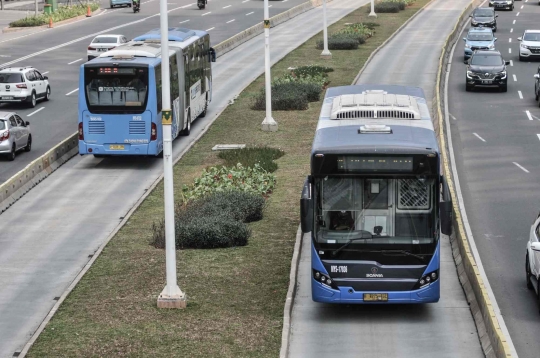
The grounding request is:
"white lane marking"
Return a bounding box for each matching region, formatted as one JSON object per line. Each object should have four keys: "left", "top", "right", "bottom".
{"left": 66, "top": 88, "right": 79, "bottom": 96}
{"left": 223, "top": 4, "right": 231, "bottom": 8}
{"left": 537, "top": 134, "right": 540, "bottom": 140}
{"left": 181, "top": 3, "right": 195, "bottom": 7}
{"left": 42, "top": 71, "right": 49, "bottom": 75}
{"left": 513, "top": 19, "right": 516, "bottom": 24}
{"left": 513, "top": 162, "right": 530, "bottom": 173}
{"left": 242, "top": 0, "right": 249, "bottom": 2}
{"left": 226, "top": 19, "right": 235, "bottom": 23}
{"left": 510, "top": 60, "right": 514, "bottom": 66}
{"left": 509, "top": 48, "right": 512, "bottom": 54}
{"left": 509, "top": 38, "right": 512, "bottom": 43}
{"left": 449, "top": 113, "right": 457, "bottom": 120}
{"left": 518, "top": 90, "right": 523, "bottom": 99}
{"left": 0, "top": 4, "right": 190, "bottom": 67}
{"left": 206, "top": 27, "right": 215, "bottom": 31}
{"left": 526, "top": 110, "right": 533, "bottom": 120}
{"left": 27, "top": 107, "right": 45, "bottom": 117}
{"left": 521, "top": 5, "right": 524, "bottom": 8}
{"left": 516, "top": 12, "right": 520, "bottom": 16}
{"left": 510, "top": 28, "right": 513, "bottom": 33}
{"left": 473, "top": 133, "right": 486, "bottom": 142}
{"left": 246, "top": 11, "right": 254, "bottom": 15}
{"left": 513, "top": 74, "right": 517, "bottom": 81}
{"left": 268, "top": 4, "right": 272, "bottom": 7}
{"left": 202, "top": 11, "right": 211, "bottom": 15}
{"left": 179, "top": 20, "right": 190, "bottom": 24}
{"left": 68, "top": 58, "right": 82, "bottom": 65}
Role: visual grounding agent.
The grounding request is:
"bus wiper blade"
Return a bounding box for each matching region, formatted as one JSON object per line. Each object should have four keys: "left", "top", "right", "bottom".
{"left": 331, "top": 231, "right": 373, "bottom": 257}
{"left": 381, "top": 250, "right": 427, "bottom": 264}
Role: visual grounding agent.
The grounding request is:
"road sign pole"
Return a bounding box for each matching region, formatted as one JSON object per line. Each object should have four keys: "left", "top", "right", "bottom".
{"left": 369, "top": 0, "right": 377, "bottom": 17}
{"left": 261, "top": 0, "right": 278, "bottom": 132}
{"left": 157, "top": 0, "right": 186, "bottom": 309}
{"left": 320, "top": 0, "right": 332, "bottom": 59}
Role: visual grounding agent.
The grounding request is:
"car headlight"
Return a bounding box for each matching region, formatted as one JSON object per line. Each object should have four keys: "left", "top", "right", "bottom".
{"left": 467, "top": 71, "right": 475, "bottom": 79}
{"left": 471, "top": 20, "right": 478, "bottom": 25}
{"left": 499, "top": 70, "right": 507, "bottom": 79}
{"left": 506, "top": 0, "right": 511, "bottom": 3}
{"left": 488, "top": 44, "right": 495, "bottom": 49}
{"left": 465, "top": 43, "right": 471, "bottom": 48}
{"left": 521, "top": 44, "right": 529, "bottom": 49}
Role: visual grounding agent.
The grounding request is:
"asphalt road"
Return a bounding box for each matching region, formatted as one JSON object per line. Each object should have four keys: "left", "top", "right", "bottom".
{"left": 287, "top": 0, "right": 485, "bottom": 357}
{"left": 448, "top": 0, "right": 540, "bottom": 357}
{"left": 0, "top": 0, "right": 370, "bottom": 356}
{"left": 0, "top": 0, "right": 306, "bottom": 183}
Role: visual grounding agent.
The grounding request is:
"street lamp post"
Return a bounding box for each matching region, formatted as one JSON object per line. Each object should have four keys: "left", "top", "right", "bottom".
{"left": 369, "top": 0, "right": 377, "bottom": 17}
{"left": 261, "top": 0, "right": 278, "bottom": 132}
{"left": 156, "top": 0, "right": 186, "bottom": 309}
{"left": 320, "top": 0, "right": 332, "bottom": 59}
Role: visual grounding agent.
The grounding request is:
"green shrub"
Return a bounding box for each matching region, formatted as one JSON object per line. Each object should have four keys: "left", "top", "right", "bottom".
{"left": 176, "top": 216, "right": 251, "bottom": 249}
{"left": 252, "top": 83, "right": 310, "bottom": 111}
{"left": 218, "top": 146, "right": 285, "bottom": 173}
{"left": 291, "top": 65, "right": 334, "bottom": 78}
{"left": 10, "top": 3, "right": 100, "bottom": 27}
{"left": 371, "top": 2, "right": 401, "bottom": 13}
{"left": 362, "top": 22, "right": 381, "bottom": 30}
{"left": 317, "top": 34, "right": 360, "bottom": 50}
{"left": 342, "top": 23, "right": 374, "bottom": 39}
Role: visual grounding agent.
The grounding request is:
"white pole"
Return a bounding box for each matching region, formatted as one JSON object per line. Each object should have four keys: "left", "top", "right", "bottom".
{"left": 157, "top": 0, "right": 186, "bottom": 309}
{"left": 261, "top": 0, "right": 278, "bottom": 132}
{"left": 320, "top": 0, "right": 332, "bottom": 59}
{"left": 35, "top": 0, "right": 38, "bottom": 16}
{"left": 369, "top": 0, "right": 377, "bottom": 17}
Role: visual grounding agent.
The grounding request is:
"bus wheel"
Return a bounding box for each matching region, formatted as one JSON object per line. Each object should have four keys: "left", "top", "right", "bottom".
{"left": 200, "top": 103, "right": 207, "bottom": 118}
{"left": 180, "top": 114, "right": 191, "bottom": 136}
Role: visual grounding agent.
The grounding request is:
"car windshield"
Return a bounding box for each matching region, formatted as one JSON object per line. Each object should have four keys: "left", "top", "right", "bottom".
{"left": 474, "top": 9, "right": 493, "bottom": 17}
{"left": 314, "top": 176, "right": 436, "bottom": 245}
{"left": 92, "top": 37, "right": 118, "bottom": 44}
{"left": 471, "top": 54, "right": 503, "bottom": 65}
{"left": 0, "top": 120, "right": 5, "bottom": 130}
{"left": 468, "top": 33, "right": 493, "bottom": 41}
{"left": 0, "top": 73, "right": 23, "bottom": 83}
{"left": 524, "top": 33, "right": 540, "bottom": 41}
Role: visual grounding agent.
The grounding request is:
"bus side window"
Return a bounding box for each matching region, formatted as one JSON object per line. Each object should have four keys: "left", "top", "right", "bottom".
{"left": 155, "top": 64, "right": 162, "bottom": 113}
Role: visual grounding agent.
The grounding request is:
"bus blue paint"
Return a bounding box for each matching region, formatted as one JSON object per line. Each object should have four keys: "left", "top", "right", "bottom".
{"left": 300, "top": 85, "right": 453, "bottom": 304}
{"left": 78, "top": 27, "right": 214, "bottom": 157}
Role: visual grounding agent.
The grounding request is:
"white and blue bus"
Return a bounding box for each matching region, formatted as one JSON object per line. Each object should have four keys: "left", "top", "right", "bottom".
{"left": 300, "top": 85, "right": 453, "bottom": 304}
{"left": 78, "top": 28, "right": 215, "bottom": 157}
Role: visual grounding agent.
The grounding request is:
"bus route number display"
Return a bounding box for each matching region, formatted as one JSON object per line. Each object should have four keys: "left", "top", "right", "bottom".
{"left": 337, "top": 156, "right": 413, "bottom": 172}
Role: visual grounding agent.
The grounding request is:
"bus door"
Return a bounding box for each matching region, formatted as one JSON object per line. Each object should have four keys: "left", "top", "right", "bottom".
{"left": 359, "top": 179, "right": 395, "bottom": 237}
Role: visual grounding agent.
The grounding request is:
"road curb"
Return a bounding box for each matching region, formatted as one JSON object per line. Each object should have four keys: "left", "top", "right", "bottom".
{"left": 434, "top": 0, "right": 516, "bottom": 357}
{"left": 2, "top": 8, "right": 103, "bottom": 33}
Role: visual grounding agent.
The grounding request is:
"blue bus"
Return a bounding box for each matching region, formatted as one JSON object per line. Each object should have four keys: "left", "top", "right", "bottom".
{"left": 78, "top": 28, "right": 215, "bottom": 157}
{"left": 300, "top": 85, "right": 453, "bottom": 304}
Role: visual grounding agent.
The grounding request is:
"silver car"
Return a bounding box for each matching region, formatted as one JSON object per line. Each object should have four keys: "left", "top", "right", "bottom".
{"left": 0, "top": 111, "right": 31, "bottom": 161}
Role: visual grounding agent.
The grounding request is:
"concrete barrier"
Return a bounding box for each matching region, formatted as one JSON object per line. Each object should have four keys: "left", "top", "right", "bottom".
{"left": 433, "top": 1, "right": 513, "bottom": 357}
{"left": 0, "top": 133, "right": 78, "bottom": 213}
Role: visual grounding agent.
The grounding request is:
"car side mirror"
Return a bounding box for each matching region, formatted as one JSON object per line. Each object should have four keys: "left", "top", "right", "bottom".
{"left": 469, "top": 14, "right": 472, "bottom": 17}
{"left": 43, "top": 76, "right": 48, "bottom": 80}
{"left": 25, "top": 121, "right": 30, "bottom": 126}
{"left": 209, "top": 47, "right": 216, "bottom": 63}
{"left": 300, "top": 176, "right": 313, "bottom": 234}
{"left": 518, "top": 37, "right": 522, "bottom": 41}
{"left": 505, "top": 60, "right": 510, "bottom": 65}
{"left": 494, "top": 38, "right": 497, "bottom": 42}
{"left": 440, "top": 175, "right": 453, "bottom": 236}
{"left": 495, "top": 14, "right": 498, "bottom": 18}
{"left": 463, "top": 38, "right": 466, "bottom": 42}
{"left": 535, "top": 74, "right": 540, "bottom": 79}
{"left": 532, "top": 242, "right": 540, "bottom": 251}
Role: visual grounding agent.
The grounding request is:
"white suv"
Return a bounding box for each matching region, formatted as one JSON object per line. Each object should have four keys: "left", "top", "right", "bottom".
{"left": 518, "top": 30, "right": 540, "bottom": 61}
{"left": 526, "top": 213, "right": 540, "bottom": 313}
{"left": 0, "top": 67, "right": 50, "bottom": 108}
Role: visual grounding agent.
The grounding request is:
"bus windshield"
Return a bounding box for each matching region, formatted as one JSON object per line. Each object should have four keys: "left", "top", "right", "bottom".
{"left": 84, "top": 66, "right": 149, "bottom": 113}
{"left": 315, "top": 176, "right": 436, "bottom": 245}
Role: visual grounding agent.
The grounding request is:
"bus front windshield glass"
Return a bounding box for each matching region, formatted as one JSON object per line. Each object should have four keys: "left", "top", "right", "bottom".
{"left": 315, "top": 176, "right": 436, "bottom": 245}
{"left": 84, "top": 66, "right": 149, "bottom": 113}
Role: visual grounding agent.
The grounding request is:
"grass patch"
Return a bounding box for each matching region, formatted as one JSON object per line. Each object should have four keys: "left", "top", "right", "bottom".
{"left": 27, "top": 0, "right": 430, "bottom": 357}
{"left": 9, "top": 2, "right": 100, "bottom": 27}
{"left": 217, "top": 146, "right": 285, "bottom": 173}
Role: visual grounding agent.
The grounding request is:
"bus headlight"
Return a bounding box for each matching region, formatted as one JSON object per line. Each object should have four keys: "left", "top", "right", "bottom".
{"left": 313, "top": 270, "right": 336, "bottom": 289}
{"left": 414, "top": 270, "right": 439, "bottom": 289}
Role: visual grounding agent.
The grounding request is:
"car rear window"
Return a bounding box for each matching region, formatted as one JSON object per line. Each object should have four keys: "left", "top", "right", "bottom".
{"left": 92, "top": 37, "right": 118, "bottom": 44}
{"left": 0, "top": 73, "right": 23, "bottom": 83}
{"left": 0, "top": 120, "right": 5, "bottom": 130}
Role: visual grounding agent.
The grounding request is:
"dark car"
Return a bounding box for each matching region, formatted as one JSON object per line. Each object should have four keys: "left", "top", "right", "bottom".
{"left": 470, "top": 8, "right": 498, "bottom": 31}
{"left": 489, "top": 0, "right": 515, "bottom": 11}
{"left": 465, "top": 50, "right": 509, "bottom": 92}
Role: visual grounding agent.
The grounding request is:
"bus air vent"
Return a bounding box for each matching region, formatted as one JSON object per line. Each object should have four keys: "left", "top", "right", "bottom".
{"left": 331, "top": 93, "right": 420, "bottom": 120}
{"left": 88, "top": 121, "right": 105, "bottom": 135}
{"left": 129, "top": 121, "right": 146, "bottom": 135}
{"left": 358, "top": 125, "right": 392, "bottom": 134}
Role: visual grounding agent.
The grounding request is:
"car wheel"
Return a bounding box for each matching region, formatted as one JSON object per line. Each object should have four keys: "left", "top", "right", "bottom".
{"left": 500, "top": 84, "right": 508, "bottom": 92}
{"left": 28, "top": 92, "right": 36, "bottom": 108}
{"left": 519, "top": 55, "right": 524, "bottom": 62}
{"left": 536, "top": 89, "right": 539, "bottom": 101}
{"left": 7, "top": 144, "right": 15, "bottom": 161}
{"left": 527, "top": 254, "right": 534, "bottom": 290}
{"left": 180, "top": 113, "right": 191, "bottom": 136}
{"left": 465, "top": 84, "right": 473, "bottom": 92}
{"left": 24, "top": 135, "right": 32, "bottom": 152}
{"left": 44, "top": 86, "right": 51, "bottom": 101}
{"left": 493, "top": 27, "right": 497, "bottom": 33}
{"left": 110, "top": 4, "right": 114, "bottom": 8}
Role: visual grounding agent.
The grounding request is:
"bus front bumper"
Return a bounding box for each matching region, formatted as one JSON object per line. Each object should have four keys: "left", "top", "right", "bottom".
{"left": 79, "top": 141, "right": 161, "bottom": 156}
{"left": 312, "top": 278, "right": 440, "bottom": 304}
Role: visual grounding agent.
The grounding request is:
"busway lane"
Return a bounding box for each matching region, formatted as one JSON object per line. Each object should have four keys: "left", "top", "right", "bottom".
{"left": 0, "top": 0, "right": 370, "bottom": 355}
{"left": 287, "top": 0, "right": 485, "bottom": 357}
{"left": 447, "top": 2, "right": 540, "bottom": 358}
{"left": 0, "top": 0, "right": 307, "bottom": 182}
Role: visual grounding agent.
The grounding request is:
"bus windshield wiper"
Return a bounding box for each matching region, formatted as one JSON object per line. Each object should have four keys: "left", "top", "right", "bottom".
{"left": 381, "top": 250, "right": 427, "bottom": 264}
{"left": 331, "top": 231, "right": 373, "bottom": 257}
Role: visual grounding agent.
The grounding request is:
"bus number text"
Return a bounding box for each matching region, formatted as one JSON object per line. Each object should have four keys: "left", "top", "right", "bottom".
{"left": 330, "top": 265, "right": 348, "bottom": 273}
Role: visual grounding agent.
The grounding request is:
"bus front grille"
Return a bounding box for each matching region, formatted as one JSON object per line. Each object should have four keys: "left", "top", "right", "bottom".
{"left": 88, "top": 121, "right": 105, "bottom": 134}
{"left": 129, "top": 121, "right": 146, "bottom": 135}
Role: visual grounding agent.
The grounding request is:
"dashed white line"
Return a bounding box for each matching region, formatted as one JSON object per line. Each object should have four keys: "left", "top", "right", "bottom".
{"left": 510, "top": 60, "right": 514, "bottom": 66}
{"left": 181, "top": 3, "right": 195, "bottom": 8}
{"left": 268, "top": 4, "right": 272, "bottom": 7}
{"left": 223, "top": 5, "right": 231, "bottom": 8}
{"left": 449, "top": 113, "right": 457, "bottom": 121}
{"left": 526, "top": 110, "right": 533, "bottom": 121}
{"left": 521, "top": 5, "right": 524, "bottom": 9}
{"left": 68, "top": 58, "right": 82, "bottom": 65}
{"left": 242, "top": 0, "right": 249, "bottom": 2}
{"left": 513, "top": 19, "right": 516, "bottom": 24}
{"left": 202, "top": 11, "right": 211, "bottom": 16}
{"left": 513, "top": 74, "right": 517, "bottom": 81}
{"left": 473, "top": 133, "right": 486, "bottom": 142}
{"left": 246, "top": 11, "right": 254, "bottom": 15}
{"left": 226, "top": 19, "right": 235, "bottom": 23}
{"left": 509, "top": 48, "right": 512, "bottom": 54}
{"left": 510, "top": 28, "right": 513, "bottom": 33}
{"left": 509, "top": 38, "right": 512, "bottom": 43}
{"left": 179, "top": 20, "right": 190, "bottom": 24}
{"left": 66, "top": 88, "right": 79, "bottom": 96}
{"left": 42, "top": 71, "right": 49, "bottom": 75}
{"left": 516, "top": 12, "right": 520, "bottom": 16}
{"left": 518, "top": 90, "right": 523, "bottom": 99}
{"left": 537, "top": 134, "right": 540, "bottom": 141}
{"left": 206, "top": 27, "right": 215, "bottom": 31}
{"left": 513, "top": 162, "right": 530, "bottom": 173}
{"left": 27, "top": 107, "right": 45, "bottom": 117}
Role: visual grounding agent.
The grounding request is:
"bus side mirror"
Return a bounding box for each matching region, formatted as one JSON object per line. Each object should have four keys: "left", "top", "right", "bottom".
{"left": 300, "top": 176, "right": 313, "bottom": 233}
{"left": 209, "top": 48, "right": 216, "bottom": 63}
{"left": 440, "top": 175, "right": 453, "bottom": 236}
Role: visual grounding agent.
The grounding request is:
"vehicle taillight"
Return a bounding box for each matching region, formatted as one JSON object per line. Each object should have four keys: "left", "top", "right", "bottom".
{"left": 88, "top": 46, "right": 96, "bottom": 50}
{"left": 78, "top": 122, "right": 84, "bottom": 140}
{"left": 151, "top": 122, "right": 157, "bottom": 141}
{"left": 16, "top": 84, "right": 27, "bottom": 89}
{"left": 0, "top": 130, "right": 9, "bottom": 141}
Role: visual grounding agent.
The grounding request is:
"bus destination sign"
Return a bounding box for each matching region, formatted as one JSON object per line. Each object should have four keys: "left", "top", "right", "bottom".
{"left": 337, "top": 156, "right": 413, "bottom": 172}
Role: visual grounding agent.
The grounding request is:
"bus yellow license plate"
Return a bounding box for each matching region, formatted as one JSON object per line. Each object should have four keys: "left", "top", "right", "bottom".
{"left": 363, "top": 293, "right": 388, "bottom": 302}
{"left": 109, "top": 145, "right": 125, "bottom": 150}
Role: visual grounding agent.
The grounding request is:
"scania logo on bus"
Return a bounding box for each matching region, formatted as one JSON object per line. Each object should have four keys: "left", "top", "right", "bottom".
{"left": 366, "top": 267, "right": 383, "bottom": 278}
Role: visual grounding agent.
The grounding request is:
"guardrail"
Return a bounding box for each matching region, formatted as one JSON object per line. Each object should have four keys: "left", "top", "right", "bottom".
{"left": 433, "top": 1, "right": 513, "bottom": 357}
{"left": 0, "top": 0, "right": 330, "bottom": 214}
